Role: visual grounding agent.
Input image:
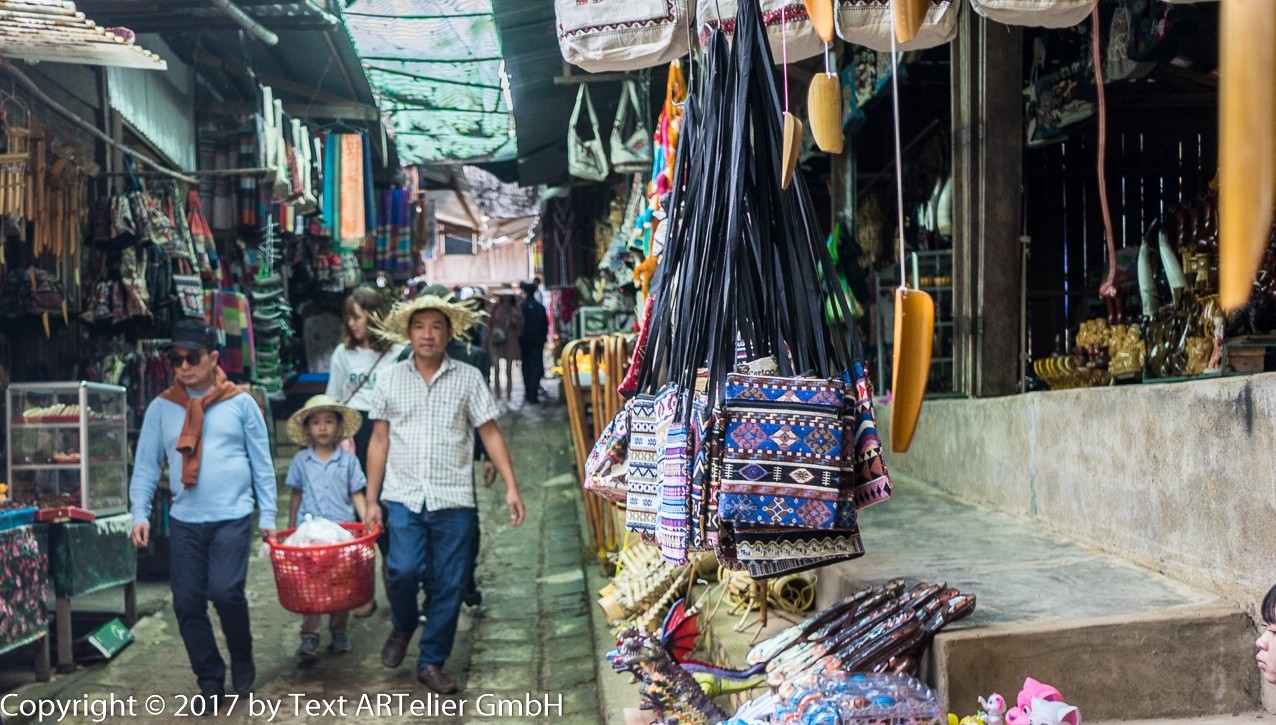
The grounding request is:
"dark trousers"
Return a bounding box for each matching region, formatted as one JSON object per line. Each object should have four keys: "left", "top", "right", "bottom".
{"left": 169, "top": 515, "right": 254, "bottom": 691}
{"left": 520, "top": 341, "right": 544, "bottom": 402}
{"left": 384, "top": 502, "right": 476, "bottom": 668}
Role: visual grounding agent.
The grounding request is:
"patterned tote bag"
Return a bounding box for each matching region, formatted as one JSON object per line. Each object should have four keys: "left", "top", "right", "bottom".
{"left": 625, "top": 382, "right": 678, "bottom": 535}
{"left": 718, "top": 373, "right": 846, "bottom": 530}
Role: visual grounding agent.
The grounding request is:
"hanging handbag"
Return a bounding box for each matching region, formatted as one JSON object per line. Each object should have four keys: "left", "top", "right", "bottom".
{"left": 173, "top": 258, "right": 206, "bottom": 319}
{"left": 583, "top": 401, "right": 632, "bottom": 503}
{"left": 834, "top": 0, "right": 960, "bottom": 52}
{"left": 718, "top": 371, "right": 846, "bottom": 530}
{"left": 555, "top": 0, "right": 692, "bottom": 73}
{"left": 968, "top": 0, "right": 1097, "bottom": 28}
{"left": 698, "top": 0, "right": 825, "bottom": 64}
{"left": 610, "top": 80, "right": 653, "bottom": 174}
{"left": 625, "top": 382, "right": 679, "bottom": 536}
{"left": 568, "top": 85, "right": 610, "bottom": 182}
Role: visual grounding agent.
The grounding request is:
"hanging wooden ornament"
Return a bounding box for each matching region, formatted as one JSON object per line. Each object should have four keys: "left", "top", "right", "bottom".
{"left": 890, "top": 287, "right": 934, "bottom": 452}
{"left": 894, "top": 0, "right": 931, "bottom": 43}
{"left": 1219, "top": 0, "right": 1276, "bottom": 310}
{"left": 805, "top": 0, "right": 842, "bottom": 154}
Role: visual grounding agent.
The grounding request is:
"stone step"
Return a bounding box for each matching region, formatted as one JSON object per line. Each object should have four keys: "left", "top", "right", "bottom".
{"left": 818, "top": 474, "right": 1260, "bottom": 720}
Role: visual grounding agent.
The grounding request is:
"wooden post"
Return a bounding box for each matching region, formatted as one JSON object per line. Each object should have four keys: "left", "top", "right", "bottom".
{"left": 951, "top": 10, "right": 1024, "bottom": 396}
{"left": 124, "top": 580, "right": 137, "bottom": 626}
{"left": 34, "top": 633, "right": 51, "bottom": 682}
{"left": 56, "top": 596, "right": 72, "bottom": 672}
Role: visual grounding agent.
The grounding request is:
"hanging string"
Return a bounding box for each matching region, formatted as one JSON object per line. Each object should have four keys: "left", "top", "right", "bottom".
{"left": 782, "top": 3, "right": 790, "bottom": 113}
{"left": 889, "top": 7, "right": 908, "bottom": 289}
{"left": 1090, "top": 4, "right": 1117, "bottom": 299}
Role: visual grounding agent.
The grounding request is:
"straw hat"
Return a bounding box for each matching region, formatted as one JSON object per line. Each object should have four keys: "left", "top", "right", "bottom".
{"left": 286, "top": 395, "right": 363, "bottom": 446}
{"left": 374, "top": 295, "right": 486, "bottom": 343}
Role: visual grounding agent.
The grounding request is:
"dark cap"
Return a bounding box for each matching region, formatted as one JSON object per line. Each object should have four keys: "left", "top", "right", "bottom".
{"left": 170, "top": 319, "right": 218, "bottom": 351}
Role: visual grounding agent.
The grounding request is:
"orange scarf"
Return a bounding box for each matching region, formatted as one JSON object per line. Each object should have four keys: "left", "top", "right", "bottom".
{"left": 159, "top": 367, "right": 244, "bottom": 487}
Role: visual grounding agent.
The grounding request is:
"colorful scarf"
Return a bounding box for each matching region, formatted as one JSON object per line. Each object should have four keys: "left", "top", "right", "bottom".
{"left": 159, "top": 367, "right": 244, "bottom": 487}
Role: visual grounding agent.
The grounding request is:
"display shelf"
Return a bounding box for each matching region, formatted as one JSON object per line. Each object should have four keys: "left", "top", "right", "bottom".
{"left": 11, "top": 418, "right": 126, "bottom": 428}
{"left": 5, "top": 382, "right": 129, "bottom": 517}
{"left": 12, "top": 461, "right": 121, "bottom": 471}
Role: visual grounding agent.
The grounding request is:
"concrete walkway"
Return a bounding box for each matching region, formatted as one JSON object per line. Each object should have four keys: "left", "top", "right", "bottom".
{"left": 0, "top": 398, "right": 603, "bottom": 724}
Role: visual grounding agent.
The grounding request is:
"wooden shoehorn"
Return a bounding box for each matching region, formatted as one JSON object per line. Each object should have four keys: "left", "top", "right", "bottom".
{"left": 1219, "top": 0, "right": 1276, "bottom": 311}
{"left": 803, "top": 0, "right": 834, "bottom": 43}
{"left": 890, "top": 287, "right": 934, "bottom": 453}
{"left": 808, "top": 74, "right": 842, "bottom": 154}
{"left": 804, "top": 0, "right": 841, "bottom": 154}
{"left": 782, "top": 112, "right": 802, "bottom": 189}
{"left": 893, "top": 0, "right": 930, "bottom": 44}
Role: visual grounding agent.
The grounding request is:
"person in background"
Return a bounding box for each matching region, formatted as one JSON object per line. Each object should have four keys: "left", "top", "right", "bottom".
{"left": 129, "top": 319, "right": 277, "bottom": 702}
{"left": 325, "top": 286, "right": 404, "bottom": 465}
{"left": 1256, "top": 583, "right": 1276, "bottom": 684}
{"left": 518, "top": 281, "right": 549, "bottom": 404}
{"left": 366, "top": 294, "right": 525, "bottom": 694}
{"left": 284, "top": 395, "right": 368, "bottom": 664}
{"left": 483, "top": 288, "right": 523, "bottom": 406}
{"left": 325, "top": 285, "right": 403, "bottom": 616}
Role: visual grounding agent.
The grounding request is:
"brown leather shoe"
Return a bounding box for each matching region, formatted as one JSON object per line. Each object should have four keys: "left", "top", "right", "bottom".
{"left": 380, "top": 629, "right": 412, "bottom": 668}
{"left": 416, "top": 664, "right": 458, "bottom": 694}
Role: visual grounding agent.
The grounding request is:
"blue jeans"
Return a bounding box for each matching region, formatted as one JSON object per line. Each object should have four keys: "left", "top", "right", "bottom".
{"left": 384, "top": 502, "right": 477, "bottom": 668}
{"left": 169, "top": 515, "right": 254, "bottom": 691}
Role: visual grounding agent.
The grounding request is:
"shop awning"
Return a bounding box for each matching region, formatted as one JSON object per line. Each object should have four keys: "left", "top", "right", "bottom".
{"left": 343, "top": 0, "right": 515, "bottom": 165}
{"left": 0, "top": 0, "right": 167, "bottom": 70}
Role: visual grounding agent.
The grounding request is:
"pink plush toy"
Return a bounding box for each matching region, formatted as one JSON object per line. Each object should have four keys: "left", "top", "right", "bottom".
{"left": 1004, "top": 678, "right": 1063, "bottom": 725}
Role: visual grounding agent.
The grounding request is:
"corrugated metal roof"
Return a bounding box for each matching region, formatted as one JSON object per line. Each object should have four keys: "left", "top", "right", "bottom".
{"left": 0, "top": 0, "right": 167, "bottom": 70}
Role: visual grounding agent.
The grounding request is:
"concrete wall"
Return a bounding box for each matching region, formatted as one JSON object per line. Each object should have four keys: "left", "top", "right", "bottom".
{"left": 878, "top": 373, "right": 1276, "bottom": 617}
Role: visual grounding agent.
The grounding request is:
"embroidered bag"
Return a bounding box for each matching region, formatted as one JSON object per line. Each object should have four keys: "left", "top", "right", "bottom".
{"left": 173, "top": 258, "right": 205, "bottom": 319}
{"left": 568, "top": 85, "right": 610, "bottom": 182}
{"left": 555, "top": 0, "right": 692, "bottom": 73}
{"left": 610, "top": 80, "right": 653, "bottom": 174}
{"left": 835, "top": 0, "right": 960, "bottom": 52}
{"left": 843, "top": 361, "right": 891, "bottom": 512}
{"left": 584, "top": 401, "right": 631, "bottom": 503}
{"left": 719, "top": 373, "right": 845, "bottom": 530}
{"left": 656, "top": 421, "right": 690, "bottom": 563}
{"left": 698, "top": 0, "right": 825, "bottom": 64}
{"left": 968, "top": 0, "right": 1097, "bottom": 28}
{"left": 625, "top": 382, "right": 678, "bottom": 535}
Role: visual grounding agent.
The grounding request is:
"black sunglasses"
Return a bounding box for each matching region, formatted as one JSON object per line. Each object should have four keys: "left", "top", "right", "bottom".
{"left": 168, "top": 351, "right": 207, "bottom": 367}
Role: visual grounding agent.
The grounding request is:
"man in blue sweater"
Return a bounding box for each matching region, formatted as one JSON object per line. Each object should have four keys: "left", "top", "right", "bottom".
{"left": 129, "top": 319, "right": 277, "bottom": 702}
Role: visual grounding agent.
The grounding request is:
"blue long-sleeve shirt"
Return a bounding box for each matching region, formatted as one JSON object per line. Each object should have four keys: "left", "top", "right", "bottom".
{"left": 129, "top": 390, "right": 277, "bottom": 530}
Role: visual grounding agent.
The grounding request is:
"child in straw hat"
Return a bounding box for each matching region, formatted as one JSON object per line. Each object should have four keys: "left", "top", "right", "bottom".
{"left": 284, "top": 394, "right": 368, "bottom": 664}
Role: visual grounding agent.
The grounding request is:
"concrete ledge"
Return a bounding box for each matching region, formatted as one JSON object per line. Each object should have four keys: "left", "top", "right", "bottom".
{"left": 877, "top": 374, "right": 1276, "bottom": 613}
{"left": 927, "top": 604, "right": 1259, "bottom": 720}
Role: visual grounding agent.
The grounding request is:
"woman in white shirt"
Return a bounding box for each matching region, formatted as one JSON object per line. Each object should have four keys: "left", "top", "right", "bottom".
{"left": 325, "top": 286, "right": 405, "bottom": 468}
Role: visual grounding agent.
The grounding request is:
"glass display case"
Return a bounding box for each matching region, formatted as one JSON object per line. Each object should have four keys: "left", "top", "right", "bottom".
{"left": 6, "top": 382, "right": 129, "bottom": 516}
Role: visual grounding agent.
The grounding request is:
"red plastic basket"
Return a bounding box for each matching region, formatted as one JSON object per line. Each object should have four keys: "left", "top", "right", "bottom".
{"left": 266, "top": 522, "right": 380, "bottom": 614}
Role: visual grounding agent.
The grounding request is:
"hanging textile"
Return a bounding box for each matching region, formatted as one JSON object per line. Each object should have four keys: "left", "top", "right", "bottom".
{"left": 338, "top": 134, "right": 366, "bottom": 248}
{"left": 369, "top": 189, "right": 414, "bottom": 276}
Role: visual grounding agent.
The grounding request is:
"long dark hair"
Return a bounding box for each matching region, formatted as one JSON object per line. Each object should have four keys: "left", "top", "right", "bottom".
{"left": 341, "top": 286, "right": 393, "bottom": 352}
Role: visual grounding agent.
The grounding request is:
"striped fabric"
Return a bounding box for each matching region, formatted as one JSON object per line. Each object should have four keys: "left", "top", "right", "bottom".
{"left": 657, "top": 423, "right": 689, "bottom": 564}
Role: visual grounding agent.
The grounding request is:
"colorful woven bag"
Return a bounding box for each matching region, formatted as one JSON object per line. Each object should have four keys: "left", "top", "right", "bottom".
{"left": 625, "top": 383, "right": 678, "bottom": 535}
{"left": 718, "top": 373, "right": 846, "bottom": 530}
{"left": 583, "top": 403, "right": 630, "bottom": 504}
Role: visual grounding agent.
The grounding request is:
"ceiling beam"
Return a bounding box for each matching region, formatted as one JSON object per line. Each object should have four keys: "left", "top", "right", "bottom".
{"left": 191, "top": 47, "right": 359, "bottom": 106}
{"left": 208, "top": 102, "right": 379, "bottom": 121}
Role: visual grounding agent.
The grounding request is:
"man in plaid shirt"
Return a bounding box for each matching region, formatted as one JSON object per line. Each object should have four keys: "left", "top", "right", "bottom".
{"left": 365, "top": 295, "right": 525, "bottom": 695}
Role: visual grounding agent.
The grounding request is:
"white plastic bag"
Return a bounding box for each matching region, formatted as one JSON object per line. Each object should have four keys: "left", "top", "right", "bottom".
{"left": 285, "top": 515, "right": 354, "bottom": 547}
